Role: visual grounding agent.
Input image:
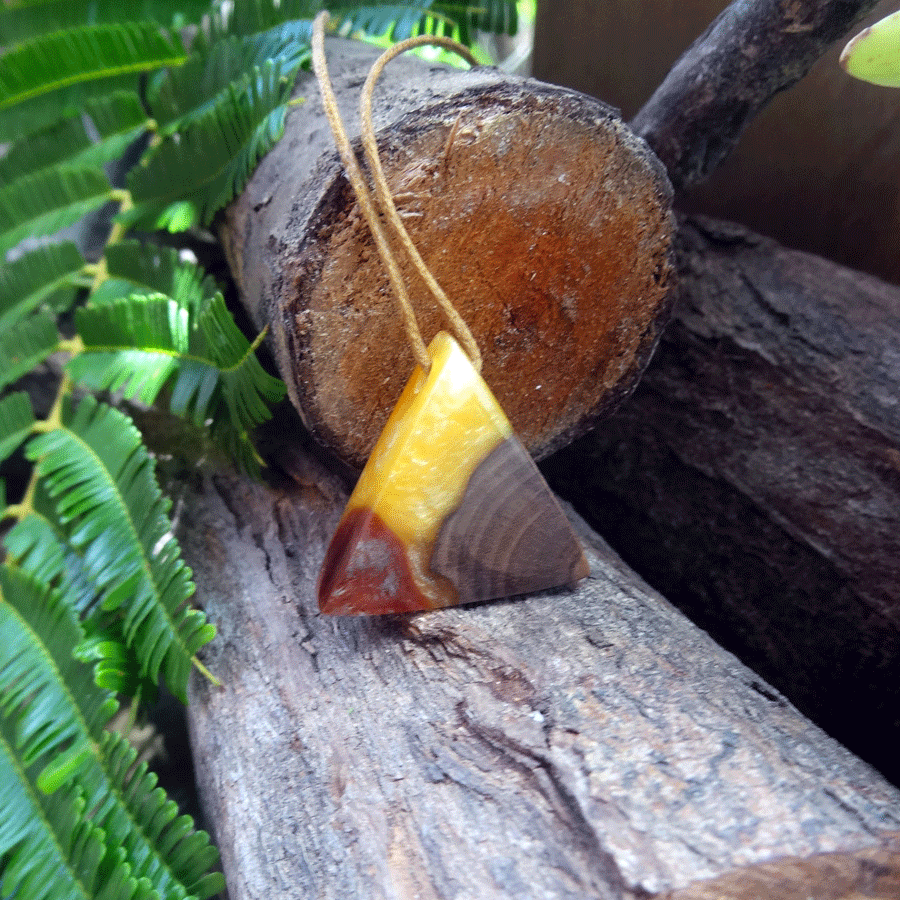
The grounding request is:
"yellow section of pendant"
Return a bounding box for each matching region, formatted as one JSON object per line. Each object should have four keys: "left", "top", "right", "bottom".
{"left": 346, "top": 331, "right": 511, "bottom": 607}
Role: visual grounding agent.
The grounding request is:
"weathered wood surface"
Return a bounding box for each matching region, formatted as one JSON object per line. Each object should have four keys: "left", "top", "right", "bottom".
{"left": 546, "top": 215, "right": 900, "bottom": 783}
{"left": 222, "top": 37, "right": 674, "bottom": 469}
{"left": 179, "top": 452, "right": 900, "bottom": 900}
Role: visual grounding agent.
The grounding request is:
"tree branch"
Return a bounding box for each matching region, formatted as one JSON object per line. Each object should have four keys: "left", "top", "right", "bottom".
{"left": 631, "top": 0, "right": 881, "bottom": 191}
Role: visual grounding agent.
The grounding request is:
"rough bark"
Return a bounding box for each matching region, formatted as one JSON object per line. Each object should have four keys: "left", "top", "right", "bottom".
{"left": 545, "top": 216, "right": 900, "bottom": 783}
{"left": 222, "top": 37, "right": 674, "bottom": 469}
{"left": 178, "top": 452, "right": 900, "bottom": 900}
{"left": 630, "top": 0, "right": 882, "bottom": 192}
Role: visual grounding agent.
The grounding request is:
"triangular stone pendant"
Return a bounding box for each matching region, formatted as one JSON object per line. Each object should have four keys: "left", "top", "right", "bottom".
{"left": 318, "top": 332, "right": 590, "bottom": 615}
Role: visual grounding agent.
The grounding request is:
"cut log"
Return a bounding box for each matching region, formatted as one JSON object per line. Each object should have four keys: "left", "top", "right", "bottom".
{"left": 221, "top": 38, "right": 674, "bottom": 469}
{"left": 178, "top": 452, "right": 900, "bottom": 899}
{"left": 545, "top": 216, "right": 900, "bottom": 783}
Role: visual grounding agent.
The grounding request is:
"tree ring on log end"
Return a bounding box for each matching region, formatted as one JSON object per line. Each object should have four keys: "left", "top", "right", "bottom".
{"left": 277, "top": 80, "right": 675, "bottom": 469}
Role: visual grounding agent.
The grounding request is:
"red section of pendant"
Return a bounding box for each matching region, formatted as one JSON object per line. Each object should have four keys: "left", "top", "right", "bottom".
{"left": 318, "top": 507, "right": 432, "bottom": 615}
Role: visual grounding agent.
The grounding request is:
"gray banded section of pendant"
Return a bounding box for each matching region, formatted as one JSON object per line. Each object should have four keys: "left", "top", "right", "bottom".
{"left": 430, "top": 436, "right": 589, "bottom": 604}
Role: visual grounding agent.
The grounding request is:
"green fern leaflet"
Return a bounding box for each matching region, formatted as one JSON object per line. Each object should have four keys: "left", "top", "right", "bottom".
{"left": 25, "top": 397, "right": 216, "bottom": 699}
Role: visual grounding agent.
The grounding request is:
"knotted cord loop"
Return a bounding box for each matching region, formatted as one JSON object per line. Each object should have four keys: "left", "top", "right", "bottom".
{"left": 311, "top": 12, "right": 482, "bottom": 372}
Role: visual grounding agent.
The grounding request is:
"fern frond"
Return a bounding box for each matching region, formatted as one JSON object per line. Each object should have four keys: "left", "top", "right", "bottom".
{"left": 0, "top": 566, "right": 117, "bottom": 779}
{"left": 0, "top": 166, "right": 111, "bottom": 255}
{"left": 127, "top": 57, "right": 293, "bottom": 228}
{"left": 1, "top": 80, "right": 145, "bottom": 145}
{"left": 196, "top": 292, "right": 286, "bottom": 427}
{"left": 0, "top": 23, "right": 186, "bottom": 142}
{"left": 0, "top": 727, "right": 152, "bottom": 900}
{"left": 3, "top": 509, "right": 93, "bottom": 612}
{"left": 72, "top": 293, "right": 188, "bottom": 399}
{"left": 95, "top": 729, "right": 225, "bottom": 899}
{"left": 211, "top": 0, "right": 318, "bottom": 39}
{"left": 0, "top": 0, "right": 214, "bottom": 45}
{"left": 210, "top": 415, "right": 265, "bottom": 476}
{"left": 94, "top": 241, "right": 219, "bottom": 310}
{"left": 328, "top": 0, "right": 517, "bottom": 42}
{"left": 70, "top": 291, "right": 285, "bottom": 471}
{"left": 330, "top": 1, "right": 443, "bottom": 40}
{"left": 25, "top": 396, "right": 216, "bottom": 700}
{"left": 4, "top": 504, "right": 145, "bottom": 696}
{"left": 0, "top": 393, "right": 35, "bottom": 464}
{"left": 75, "top": 629, "right": 149, "bottom": 697}
{"left": 0, "top": 310, "right": 59, "bottom": 392}
{"left": 0, "top": 92, "right": 147, "bottom": 184}
{"left": 149, "top": 26, "right": 310, "bottom": 132}
{"left": 0, "top": 566, "right": 222, "bottom": 899}
{"left": 0, "top": 242, "right": 85, "bottom": 331}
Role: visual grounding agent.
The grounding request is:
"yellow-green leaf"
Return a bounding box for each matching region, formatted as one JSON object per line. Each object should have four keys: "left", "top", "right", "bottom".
{"left": 841, "top": 10, "right": 900, "bottom": 88}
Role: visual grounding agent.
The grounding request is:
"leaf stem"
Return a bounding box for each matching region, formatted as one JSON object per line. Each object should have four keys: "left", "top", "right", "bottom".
{"left": 11, "top": 371, "right": 73, "bottom": 519}
{"left": 249, "top": 323, "right": 270, "bottom": 352}
{"left": 192, "top": 655, "right": 222, "bottom": 687}
{"left": 85, "top": 190, "right": 134, "bottom": 292}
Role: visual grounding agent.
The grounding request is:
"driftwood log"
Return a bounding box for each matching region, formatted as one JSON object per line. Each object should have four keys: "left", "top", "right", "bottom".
{"left": 221, "top": 38, "right": 674, "bottom": 469}
{"left": 180, "top": 459, "right": 900, "bottom": 900}
{"left": 545, "top": 216, "right": 900, "bottom": 784}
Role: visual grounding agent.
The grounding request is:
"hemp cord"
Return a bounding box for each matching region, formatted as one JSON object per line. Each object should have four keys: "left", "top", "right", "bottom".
{"left": 311, "top": 11, "right": 482, "bottom": 372}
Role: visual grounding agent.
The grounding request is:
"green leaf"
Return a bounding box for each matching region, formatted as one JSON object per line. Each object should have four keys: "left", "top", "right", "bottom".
{"left": 3, "top": 514, "right": 68, "bottom": 587}
{"left": 841, "top": 9, "right": 900, "bottom": 88}
{"left": 0, "top": 241, "right": 85, "bottom": 331}
{"left": 330, "top": 1, "right": 448, "bottom": 40}
{"left": 149, "top": 27, "right": 310, "bottom": 132}
{"left": 75, "top": 631, "right": 149, "bottom": 698}
{"left": 71, "top": 294, "right": 187, "bottom": 405}
{"left": 0, "top": 566, "right": 221, "bottom": 898}
{"left": 212, "top": 0, "right": 318, "bottom": 39}
{"left": 196, "top": 292, "right": 286, "bottom": 428}
{"left": 25, "top": 395, "right": 215, "bottom": 699}
{"left": 70, "top": 289, "right": 285, "bottom": 473}
{"left": 0, "top": 166, "right": 111, "bottom": 255}
{"left": 35, "top": 741, "right": 95, "bottom": 794}
{"left": 5, "top": 508, "right": 150, "bottom": 703}
{"left": 3, "top": 509, "right": 96, "bottom": 615}
{"left": 97, "top": 729, "right": 225, "bottom": 899}
{"left": 210, "top": 415, "right": 265, "bottom": 477}
{"left": 0, "top": 727, "right": 150, "bottom": 900}
{"left": 0, "top": 23, "right": 186, "bottom": 142}
{"left": 0, "top": 393, "right": 35, "bottom": 464}
{"left": 0, "top": 566, "right": 116, "bottom": 775}
{"left": 99, "top": 241, "right": 219, "bottom": 310}
{"left": 0, "top": 91, "right": 147, "bottom": 184}
{"left": 0, "top": 0, "right": 214, "bottom": 45}
{"left": 0, "top": 310, "right": 59, "bottom": 391}
{"left": 329, "top": 0, "right": 517, "bottom": 42}
{"left": 128, "top": 57, "right": 293, "bottom": 228}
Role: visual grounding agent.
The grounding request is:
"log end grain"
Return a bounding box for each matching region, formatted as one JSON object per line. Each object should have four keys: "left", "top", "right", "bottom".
{"left": 225, "top": 40, "right": 674, "bottom": 469}
{"left": 291, "top": 86, "right": 674, "bottom": 467}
